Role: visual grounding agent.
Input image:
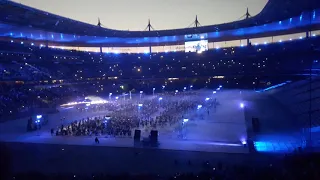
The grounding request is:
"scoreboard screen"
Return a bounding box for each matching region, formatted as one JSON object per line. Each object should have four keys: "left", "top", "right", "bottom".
{"left": 185, "top": 40, "right": 208, "bottom": 52}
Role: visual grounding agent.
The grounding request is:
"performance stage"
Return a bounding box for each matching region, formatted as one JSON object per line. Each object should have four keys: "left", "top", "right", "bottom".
{"left": 0, "top": 89, "right": 299, "bottom": 175}
{"left": 0, "top": 90, "right": 248, "bottom": 154}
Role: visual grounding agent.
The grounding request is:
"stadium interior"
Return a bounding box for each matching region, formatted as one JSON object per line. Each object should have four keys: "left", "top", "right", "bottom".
{"left": 1, "top": 0, "right": 320, "bottom": 179}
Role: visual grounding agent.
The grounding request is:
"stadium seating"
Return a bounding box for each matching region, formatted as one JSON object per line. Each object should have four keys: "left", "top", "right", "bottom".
{"left": 0, "top": 36, "right": 319, "bottom": 120}
{"left": 0, "top": 37, "right": 319, "bottom": 81}
{"left": 1, "top": 1, "right": 320, "bottom": 178}
{"left": 270, "top": 78, "right": 320, "bottom": 129}
{"left": 1, "top": 153, "right": 319, "bottom": 180}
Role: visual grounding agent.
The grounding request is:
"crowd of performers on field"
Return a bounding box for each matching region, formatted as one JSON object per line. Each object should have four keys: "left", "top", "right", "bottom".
{"left": 51, "top": 92, "right": 218, "bottom": 137}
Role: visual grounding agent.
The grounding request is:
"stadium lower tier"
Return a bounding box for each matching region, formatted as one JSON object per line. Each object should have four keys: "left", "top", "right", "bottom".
{"left": 0, "top": 75, "right": 297, "bottom": 120}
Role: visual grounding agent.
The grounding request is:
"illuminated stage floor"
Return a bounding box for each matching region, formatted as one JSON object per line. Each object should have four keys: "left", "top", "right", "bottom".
{"left": 2, "top": 90, "right": 300, "bottom": 175}
{"left": 0, "top": 90, "right": 249, "bottom": 154}
{"left": 0, "top": 134, "right": 247, "bottom": 153}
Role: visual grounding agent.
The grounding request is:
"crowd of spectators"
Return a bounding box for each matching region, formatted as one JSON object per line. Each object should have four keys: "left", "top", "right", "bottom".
{"left": 3, "top": 153, "right": 320, "bottom": 180}
{"left": 0, "top": 36, "right": 318, "bottom": 120}
{"left": 52, "top": 91, "right": 215, "bottom": 138}
{"left": 0, "top": 84, "right": 78, "bottom": 120}
{"left": 0, "top": 61, "right": 51, "bottom": 81}
{"left": 1, "top": 1, "right": 320, "bottom": 179}
{"left": 0, "top": 79, "right": 222, "bottom": 121}
{"left": 0, "top": 37, "right": 319, "bottom": 82}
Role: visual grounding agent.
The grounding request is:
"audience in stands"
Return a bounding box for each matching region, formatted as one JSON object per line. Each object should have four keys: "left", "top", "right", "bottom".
{"left": 1, "top": 152, "right": 319, "bottom": 180}
{"left": 0, "top": 37, "right": 319, "bottom": 120}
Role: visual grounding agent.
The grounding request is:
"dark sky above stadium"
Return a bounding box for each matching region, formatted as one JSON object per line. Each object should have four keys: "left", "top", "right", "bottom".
{"left": 14, "top": 0, "right": 268, "bottom": 31}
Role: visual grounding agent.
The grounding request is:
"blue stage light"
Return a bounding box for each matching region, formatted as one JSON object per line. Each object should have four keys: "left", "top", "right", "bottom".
{"left": 240, "top": 103, "right": 245, "bottom": 108}
{"left": 241, "top": 140, "right": 247, "bottom": 145}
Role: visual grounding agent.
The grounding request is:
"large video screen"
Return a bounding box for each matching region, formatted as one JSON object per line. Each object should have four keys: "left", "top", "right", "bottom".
{"left": 185, "top": 40, "right": 208, "bottom": 52}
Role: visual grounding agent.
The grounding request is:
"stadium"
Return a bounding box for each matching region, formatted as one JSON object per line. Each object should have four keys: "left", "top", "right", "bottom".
{"left": 1, "top": 0, "right": 320, "bottom": 179}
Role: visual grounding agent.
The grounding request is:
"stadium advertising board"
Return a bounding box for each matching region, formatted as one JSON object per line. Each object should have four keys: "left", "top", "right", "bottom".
{"left": 185, "top": 40, "right": 208, "bottom": 52}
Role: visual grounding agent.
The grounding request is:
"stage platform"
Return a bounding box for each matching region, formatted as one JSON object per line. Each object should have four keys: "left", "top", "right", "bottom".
{"left": 0, "top": 90, "right": 248, "bottom": 154}
{"left": 0, "top": 89, "right": 298, "bottom": 175}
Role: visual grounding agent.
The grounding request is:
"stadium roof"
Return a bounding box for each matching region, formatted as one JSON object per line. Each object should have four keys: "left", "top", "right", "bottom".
{"left": 0, "top": 0, "right": 319, "bottom": 38}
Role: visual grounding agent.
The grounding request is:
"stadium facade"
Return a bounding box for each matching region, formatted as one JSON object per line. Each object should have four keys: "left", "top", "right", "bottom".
{"left": 0, "top": 0, "right": 319, "bottom": 53}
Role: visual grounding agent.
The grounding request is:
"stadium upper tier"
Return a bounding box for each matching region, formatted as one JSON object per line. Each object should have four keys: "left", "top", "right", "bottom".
{"left": 0, "top": 0, "right": 319, "bottom": 46}
{"left": 1, "top": 36, "right": 320, "bottom": 82}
